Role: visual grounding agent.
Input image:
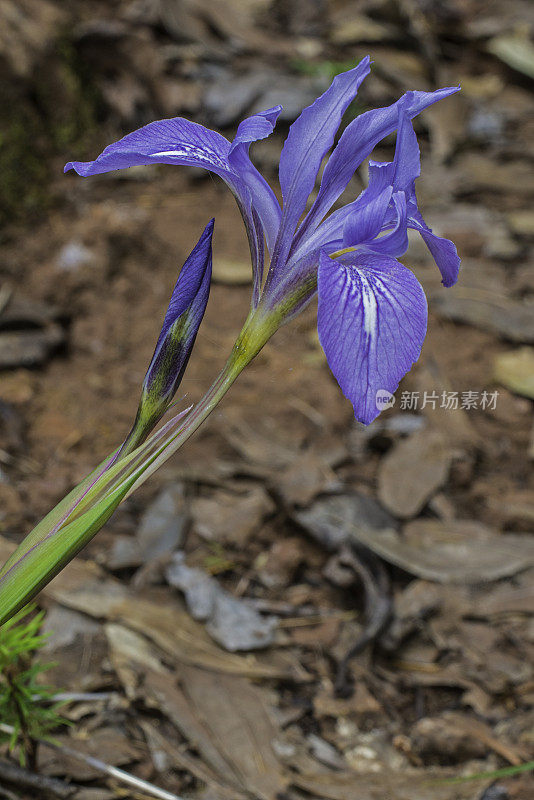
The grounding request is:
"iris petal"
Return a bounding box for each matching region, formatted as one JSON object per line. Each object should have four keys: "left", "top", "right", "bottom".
{"left": 367, "top": 192, "right": 409, "bottom": 257}
{"left": 64, "top": 117, "right": 231, "bottom": 175}
{"left": 273, "top": 57, "right": 371, "bottom": 268}
{"left": 228, "top": 106, "right": 283, "bottom": 255}
{"left": 64, "top": 115, "right": 281, "bottom": 292}
{"left": 391, "top": 112, "right": 421, "bottom": 189}
{"left": 297, "top": 86, "right": 460, "bottom": 242}
{"left": 229, "top": 106, "right": 282, "bottom": 154}
{"left": 317, "top": 251, "right": 427, "bottom": 424}
{"left": 343, "top": 186, "right": 393, "bottom": 246}
{"left": 409, "top": 211, "right": 461, "bottom": 288}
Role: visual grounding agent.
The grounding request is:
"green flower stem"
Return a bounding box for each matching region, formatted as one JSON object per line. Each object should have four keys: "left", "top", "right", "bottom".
{"left": 102, "top": 305, "right": 279, "bottom": 498}
{"left": 0, "top": 306, "right": 278, "bottom": 625}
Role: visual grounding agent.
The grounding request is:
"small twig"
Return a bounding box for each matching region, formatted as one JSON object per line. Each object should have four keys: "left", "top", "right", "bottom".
{"left": 334, "top": 544, "right": 392, "bottom": 697}
{"left": 45, "top": 692, "right": 117, "bottom": 703}
{"left": 0, "top": 724, "right": 185, "bottom": 800}
{"left": 0, "top": 757, "right": 75, "bottom": 799}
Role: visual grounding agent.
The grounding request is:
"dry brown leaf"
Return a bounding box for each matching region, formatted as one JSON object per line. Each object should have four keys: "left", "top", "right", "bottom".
{"left": 191, "top": 485, "right": 274, "bottom": 545}
{"left": 494, "top": 347, "right": 534, "bottom": 399}
{"left": 434, "top": 292, "right": 534, "bottom": 344}
{"left": 140, "top": 720, "right": 249, "bottom": 800}
{"left": 273, "top": 449, "right": 341, "bottom": 507}
{"left": 45, "top": 557, "right": 288, "bottom": 679}
{"left": 351, "top": 519, "right": 534, "bottom": 583}
{"left": 107, "top": 624, "right": 239, "bottom": 783}
{"left": 175, "top": 666, "right": 288, "bottom": 800}
{"left": 378, "top": 430, "right": 453, "bottom": 518}
{"left": 470, "top": 569, "right": 534, "bottom": 617}
{"left": 293, "top": 768, "right": 484, "bottom": 800}
{"left": 39, "top": 728, "right": 142, "bottom": 781}
{"left": 223, "top": 417, "right": 297, "bottom": 472}
{"left": 106, "top": 624, "right": 288, "bottom": 800}
{"left": 414, "top": 363, "right": 479, "bottom": 448}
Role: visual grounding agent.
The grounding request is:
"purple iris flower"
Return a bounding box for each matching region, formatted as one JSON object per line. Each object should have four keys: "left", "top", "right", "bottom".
{"left": 65, "top": 57, "right": 460, "bottom": 424}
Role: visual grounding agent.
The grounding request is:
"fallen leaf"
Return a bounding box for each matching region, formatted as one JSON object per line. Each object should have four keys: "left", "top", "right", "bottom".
{"left": 356, "top": 519, "right": 534, "bottom": 583}
{"left": 494, "top": 347, "right": 534, "bottom": 398}
{"left": 274, "top": 449, "right": 341, "bottom": 507}
{"left": 381, "top": 580, "right": 443, "bottom": 651}
{"left": 488, "top": 34, "right": 534, "bottom": 80}
{"left": 223, "top": 417, "right": 297, "bottom": 472}
{"left": 295, "top": 492, "right": 397, "bottom": 551}
{"left": 45, "top": 557, "right": 288, "bottom": 679}
{"left": 293, "top": 768, "right": 483, "bottom": 800}
{"left": 40, "top": 605, "right": 106, "bottom": 690}
{"left": 470, "top": 569, "right": 534, "bottom": 617}
{"left": 165, "top": 552, "right": 278, "bottom": 651}
{"left": 39, "top": 728, "right": 142, "bottom": 780}
{"left": 175, "top": 666, "right": 288, "bottom": 800}
{"left": 136, "top": 483, "right": 188, "bottom": 559}
{"left": 434, "top": 292, "right": 534, "bottom": 344}
{"left": 191, "top": 485, "right": 274, "bottom": 545}
{"left": 377, "top": 430, "right": 453, "bottom": 518}
{"left": 140, "top": 720, "right": 249, "bottom": 800}
{"left": 110, "top": 485, "right": 187, "bottom": 574}
{"left": 107, "top": 623, "right": 288, "bottom": 800}
{"left": 414, "top": 364, "right": 478, "bottom": 448}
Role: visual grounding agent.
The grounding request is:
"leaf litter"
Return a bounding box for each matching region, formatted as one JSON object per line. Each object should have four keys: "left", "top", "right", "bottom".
{"left": 1, "top": 0, "right": 534, "bottom": 797}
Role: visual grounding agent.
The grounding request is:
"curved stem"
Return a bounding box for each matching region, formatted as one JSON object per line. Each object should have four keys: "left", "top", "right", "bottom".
{"left": 83, "top": 306, "right": 278, "bottom": 504}
{"left": 126, "top": 357, "right": 240, "bottom": 492}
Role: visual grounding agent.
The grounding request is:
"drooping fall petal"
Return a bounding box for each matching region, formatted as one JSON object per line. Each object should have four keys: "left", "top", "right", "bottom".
{"left": 317, "top": 251, "right": 427, "bottom": 424}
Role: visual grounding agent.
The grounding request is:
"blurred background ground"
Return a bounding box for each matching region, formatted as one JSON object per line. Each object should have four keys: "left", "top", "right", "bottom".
{"left": 0, "top": 0, "right": 533, "bottom": 798}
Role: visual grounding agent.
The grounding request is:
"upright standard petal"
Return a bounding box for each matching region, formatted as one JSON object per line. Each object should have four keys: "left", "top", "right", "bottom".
{"left": 272, "top": 57, "right": 371, "bottom": 268}
{"left": 390, "top": 111, "right": 421, "bottom": 190}
{"left": 317, "top": 251, "right": 427, "bottom": 424}
{"left": 341, "top": 112, "right": 458, "bottom": 283}
{"left": 229, "top": 107, "right": 282, "bottom": 153}
{"left": 296, "top": 86, "right": 460, "bottom": 242}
